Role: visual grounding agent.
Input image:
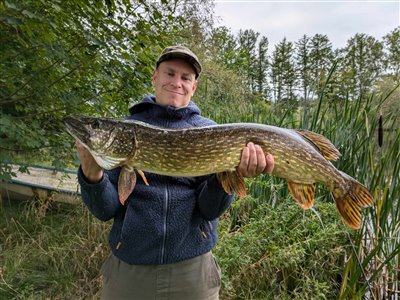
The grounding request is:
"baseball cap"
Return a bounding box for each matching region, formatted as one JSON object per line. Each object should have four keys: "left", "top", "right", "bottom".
{"left": 156, "top": 45, "right": 202, "bottom": 79}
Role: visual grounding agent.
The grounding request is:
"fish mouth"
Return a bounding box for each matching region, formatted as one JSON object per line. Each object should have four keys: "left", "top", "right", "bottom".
{"left": 64, "top": 117, "right": 90, "bottom": 143}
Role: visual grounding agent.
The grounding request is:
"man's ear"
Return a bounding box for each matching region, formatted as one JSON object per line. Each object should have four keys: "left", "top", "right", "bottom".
{"left": 191, "top": 80, "right": 198, "bottom": 97}
{"left": 152, "top": 69, "right": 158, "bottom": 85}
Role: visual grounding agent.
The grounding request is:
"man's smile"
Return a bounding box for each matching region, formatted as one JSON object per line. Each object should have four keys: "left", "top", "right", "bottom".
{"left": 163, "top": 87, "right": 185, "bottom": 95}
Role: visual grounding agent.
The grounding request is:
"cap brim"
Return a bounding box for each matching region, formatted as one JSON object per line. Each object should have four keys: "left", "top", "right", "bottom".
{"left": 157, "top": 53, "right": 201, "bottom": 78}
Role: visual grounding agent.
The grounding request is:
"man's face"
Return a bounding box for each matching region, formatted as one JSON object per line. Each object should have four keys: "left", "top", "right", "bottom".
{"left": 152, "top": 59, "right": 198, "bottom": 108}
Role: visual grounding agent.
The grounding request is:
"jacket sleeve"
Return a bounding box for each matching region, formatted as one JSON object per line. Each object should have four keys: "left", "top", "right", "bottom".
{"left": 196, "top": 174, "right": 234, "bottom": 220}
{"left": 77, "top": 167, "right": 121, "bottom": 221}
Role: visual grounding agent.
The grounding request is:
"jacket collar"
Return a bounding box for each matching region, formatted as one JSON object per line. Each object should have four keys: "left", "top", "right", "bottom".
{"left": 129, "top": 95, "right": 201, "bottom": 120}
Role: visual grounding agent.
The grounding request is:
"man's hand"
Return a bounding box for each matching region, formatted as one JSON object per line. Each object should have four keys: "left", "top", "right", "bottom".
{"left": 75, "top": 141, "right": 104, "bottom": 183}
{"left": 238, "top": 142, "right": 274, "bottom": 178}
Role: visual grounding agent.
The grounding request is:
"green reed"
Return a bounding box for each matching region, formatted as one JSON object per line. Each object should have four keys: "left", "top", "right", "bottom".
{"left": 307, "top": 84, "right": 400, "bottom": 299}
{"left": 199, "top": 69, "right": 399, "bottom": 298}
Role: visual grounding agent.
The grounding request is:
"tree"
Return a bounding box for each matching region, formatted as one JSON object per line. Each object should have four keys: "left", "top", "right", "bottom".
{"left": 270, "top": 38, "right": 297, "bottom": 106}
{"left": 295, "top": 34, "right": 311, "bottom": 101}
{"left": 255, "top": 36, "right": 270, "bottom": 99}
{"left": 0, "top": 0, "right": 187, "bottom": 179}
{"left": 383, "top": 26, "right": 400, "bottom": 80}
{"left": 209, "top": 26, "right": 238, "bottom": 69}
{"left": 237, "top": 29, "right": 259, "bottom": 91}
{"left": 170, "top": 0, "right": 215, "bottom": 57}
{"left": 340, "top": 33, "right": 384, "bottom": 98}
{"left": 309, "top": 34, "right": 334, "bottom": 99}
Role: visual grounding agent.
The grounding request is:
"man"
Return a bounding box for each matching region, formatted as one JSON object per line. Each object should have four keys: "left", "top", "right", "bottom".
{"left": 76, "top": 45, "right": 274, "bottom": 299}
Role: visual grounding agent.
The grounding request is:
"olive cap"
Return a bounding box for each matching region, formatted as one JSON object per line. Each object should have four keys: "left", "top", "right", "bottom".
{"left": 156, "top": 45, "right": 202, "bottom": 79}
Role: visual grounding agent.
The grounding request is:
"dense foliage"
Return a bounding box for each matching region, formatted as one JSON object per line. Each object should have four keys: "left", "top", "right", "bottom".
{"left": 1, "top": 0, "right": 186, "bottom": 178}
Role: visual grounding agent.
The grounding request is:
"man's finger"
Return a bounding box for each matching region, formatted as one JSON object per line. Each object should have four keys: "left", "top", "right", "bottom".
{"left": 255, "top": 145, "right": 266, "bottom": 174}
{"left": 238, "top": 145, "right": 250, "bottom": 175}
{"left": 263, "top": 153, "right": 275, "bottom": 174}
{"left": 246, "top": 142, "right": 258, "bottom": 175}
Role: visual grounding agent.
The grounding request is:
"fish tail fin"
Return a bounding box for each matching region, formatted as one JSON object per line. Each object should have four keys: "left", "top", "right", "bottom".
{"left": 216, "top": 170, "right": 246, "bottom": 197}
{"left": 332, "top": 173, "right": 375, "bottom": 229}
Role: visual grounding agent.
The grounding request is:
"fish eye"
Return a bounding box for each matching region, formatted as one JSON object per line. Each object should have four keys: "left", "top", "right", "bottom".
{"left": 91, "top": 120, "right": 100, "bottom": 129}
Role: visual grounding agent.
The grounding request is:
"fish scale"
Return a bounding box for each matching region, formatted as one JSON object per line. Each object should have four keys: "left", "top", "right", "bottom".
{"left": 64, "top": 116, "right": 375, "bottom": 229}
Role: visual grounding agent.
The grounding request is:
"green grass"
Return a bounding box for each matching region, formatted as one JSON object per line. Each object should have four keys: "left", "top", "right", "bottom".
{"left": 0, "top": 200, "right": 109, "bottom": 299}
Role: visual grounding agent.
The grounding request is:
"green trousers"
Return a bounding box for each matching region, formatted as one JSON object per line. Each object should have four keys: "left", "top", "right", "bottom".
{"left": 100, "top": 251, "right": 221, "bottom": 300}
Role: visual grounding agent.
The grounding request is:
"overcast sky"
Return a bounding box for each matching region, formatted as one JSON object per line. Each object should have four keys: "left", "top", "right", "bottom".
{"left": 213, "top": 0, "right": 400, "bottom": 51}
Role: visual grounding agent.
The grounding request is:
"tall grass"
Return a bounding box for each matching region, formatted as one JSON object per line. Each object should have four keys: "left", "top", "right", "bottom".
{"left": 300, "top": 84, "right": 400, "bottom": 299}
{"left": 0, "top": 199, "right": 110, "bottom": 299}
{"left": 197, "top": 71, "right": 400, "bottom": 298}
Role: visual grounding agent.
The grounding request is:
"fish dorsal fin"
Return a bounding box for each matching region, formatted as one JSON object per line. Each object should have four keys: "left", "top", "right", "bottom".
{"left": 296, "top": 130, "right": 341, "bottom": 161}
{"left": 288, "top": 182, "right": 316, "bottom": 209}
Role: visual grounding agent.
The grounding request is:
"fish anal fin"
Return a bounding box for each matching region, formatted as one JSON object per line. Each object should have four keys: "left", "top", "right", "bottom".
{"left": 118, "top": 167, "right": 137, "bottom": 205}
{"left": 333, "top": 178, "right": 374, "bottom": 229}
{"left": 288, "top": 181, "right": 316, "bottom": 209}
{"left": 216, "top": 171, "right": 246, "bottom": 198}
{"left": 296, "top": 130, "right": 341, "bottom": 161}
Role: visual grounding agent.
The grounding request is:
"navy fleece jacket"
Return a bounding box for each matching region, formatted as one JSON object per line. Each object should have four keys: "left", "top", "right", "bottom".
{"left": 78, "top": 96, "right": 234, "bottom": 265}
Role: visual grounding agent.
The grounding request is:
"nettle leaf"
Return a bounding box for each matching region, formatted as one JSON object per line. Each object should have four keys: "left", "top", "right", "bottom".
{"left": 4, "top": 1, "right": 18, "bottom": 10}
{"left": 21, "top": 9, "right": 36, "bottom": 18}
{"left": 2, "top": 15, "right": 21, "bottom": 26}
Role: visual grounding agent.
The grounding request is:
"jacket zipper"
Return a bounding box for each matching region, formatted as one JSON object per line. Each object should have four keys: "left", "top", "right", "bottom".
{"left": 116, "top": 204, "right": 129, "bottom": 250}
{"left": 160, "top": 183, "right": 169, "bottom": 263}
{"left": 200, "top": 220, "right": 213, "bottom": 238}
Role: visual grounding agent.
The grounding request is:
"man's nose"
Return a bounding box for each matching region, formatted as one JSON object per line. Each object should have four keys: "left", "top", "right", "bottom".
{"left": 170, "top": 76, "right": 182, "bottom": 87}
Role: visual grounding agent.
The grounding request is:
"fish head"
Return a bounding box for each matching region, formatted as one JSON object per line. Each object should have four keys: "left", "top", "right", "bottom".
{"left": 64, "top": 116, "right": 137, "bottom": 169}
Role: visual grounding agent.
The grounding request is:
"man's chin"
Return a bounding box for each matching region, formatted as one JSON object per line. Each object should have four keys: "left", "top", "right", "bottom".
{"left": 167, "top": 96, "right": 189, "bottom": 107}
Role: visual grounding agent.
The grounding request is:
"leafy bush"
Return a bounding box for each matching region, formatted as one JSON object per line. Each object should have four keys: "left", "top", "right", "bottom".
{"left": 215, "top": 196, "right": 350, "bottom": 299}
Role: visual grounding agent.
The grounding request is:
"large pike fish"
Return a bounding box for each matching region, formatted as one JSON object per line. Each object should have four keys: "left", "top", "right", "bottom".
{"left": 64, "top": 116, "right": 374, "bottom": 229}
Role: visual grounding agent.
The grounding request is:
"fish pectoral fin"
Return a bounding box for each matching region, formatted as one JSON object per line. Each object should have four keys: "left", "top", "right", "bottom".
{"left": 92, "top": 152, "right": 125, "bottom": 170}
{"left": 136, "top": 169, "right": 149, "bottom": 186}
{"left": 118, "top": 167, "right": 137, "bottom": 205}
{"left": 296, "top": 130, "right": 341, "bottom": 161}
{"left": 288, "top": 182, "right": 316, "bottom": 209}
{"left": 216, "top": 171, "right": 246, "bottom": 198}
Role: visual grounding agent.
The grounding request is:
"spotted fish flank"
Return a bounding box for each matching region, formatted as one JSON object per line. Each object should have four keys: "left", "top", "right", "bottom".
{"left": 64, "top": 116, "right": 375, "bottom": 229}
